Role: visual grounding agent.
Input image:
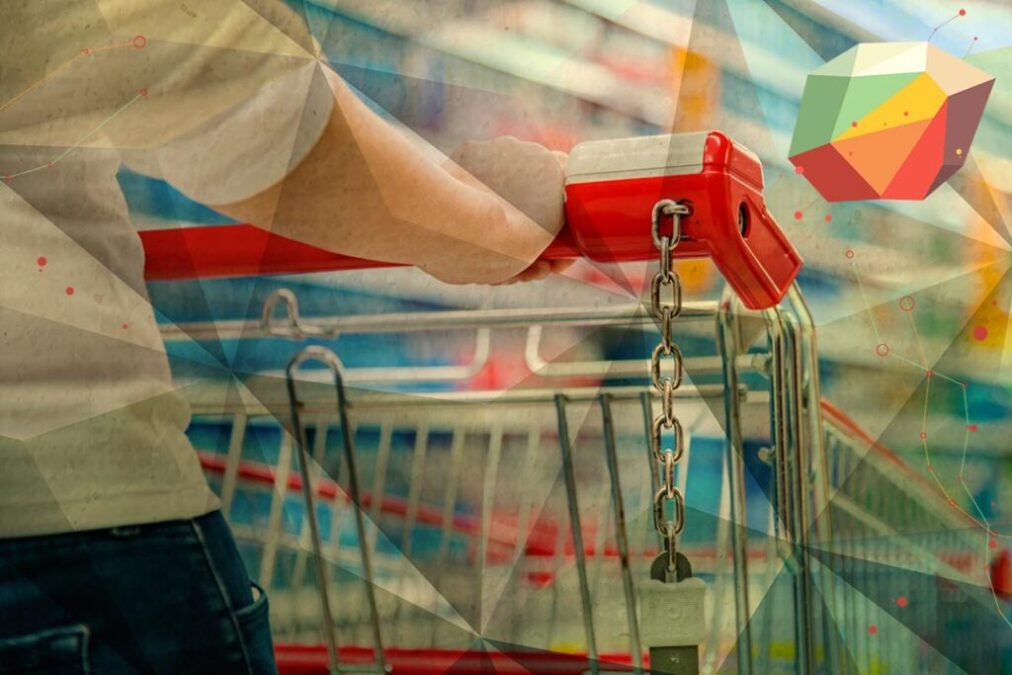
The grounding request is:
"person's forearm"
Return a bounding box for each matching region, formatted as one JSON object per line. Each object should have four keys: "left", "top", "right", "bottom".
{"left": 212, "top": 69, "right": 557, "bottom": 284}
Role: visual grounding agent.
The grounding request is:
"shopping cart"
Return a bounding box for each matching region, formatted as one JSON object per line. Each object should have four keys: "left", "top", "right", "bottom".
{"left": 145, "top": 132, "right": 995, "bottom": 674}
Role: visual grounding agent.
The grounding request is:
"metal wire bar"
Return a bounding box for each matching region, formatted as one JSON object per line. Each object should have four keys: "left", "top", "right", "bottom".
{"left": 478, "top": 424, "right": 504, "bottom": 630}
{"left": 366, "top": 423, "right": 393, "bottom": 554}
{"left": 777, "top": 309, "right": 816, "bottom": 674}
{"left": 554, "top": 395, "right": 599, "bottom": 674}
{"left": 287, "top": 346, "right": 387, "bottom": 674}
{"left": 391, "top": 424, "right": 428, "bottom": 642}
{"left": 259, "top": 433, "right": 295, "bottom": 599}
{"left": 715, "top": 291, "right": 754, "bottom": 675}
{"left": 219, "top": 412, "right": 247, "bottom": 516}
{"left": 185, "top": 383, "right": 758, "bottom": 417}
{"left": 599, "top": 394, "right": 643, "bottom": 671}
{"left": 161, "top": 295, "right": 721, "bottom": 343}
{"left": 428, "top": 428, "right": 466, "bottom": 646}
{"left": 286, "top": 353, "right": 342, "bottom": 674}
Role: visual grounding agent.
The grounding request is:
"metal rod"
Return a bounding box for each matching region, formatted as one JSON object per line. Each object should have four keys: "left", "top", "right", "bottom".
{"left": 367, "top": 422, "right": 393, "bottom": 553}
{"left": 161, "top": 299, "right": 721, "bottom": 342}
{"left": 186, "top": 384, "right": 757, "bottom": 419}
{"left": 290, "top": 414, "right": 333, "bottom": 611}
{"left": 777, "top": 309, "right": 816, "bottom": 674}
{"left": 512, "top": 425, "right": 542, "bottom": 645}
{"left": 220, "top": 412, "right": 247, "bottom": 516}
{"left": 553, "top": 395, "right": 599, "bottom": 675}
{"left": 286, "top": 351, "right": 343, "bottom": 675}
{"left": 287, "top": 346, "right": 387, "bottom": 674}
{"left": 716, "top": 293, "right": 753, "bottom": 675}
{"left": 790, "top": 284, "right": 837, "bottom": 671}
{"left": 478, "top": 424, "right": 504, "bottom": 633}
{"left": 334, "top": 372, "right": 388, "bottom": 674}
{"left": 599, "top": 394, "right": 643, "bottom": 671}
{"left": 429, "top": 428, "right": 467, "bottom": 646}
{"left": 640, "top": 392, "right": 663, "bottom": 551}
{"left": 391, "top": 424, "right": 428, "bottom": 640}
{"left": 258, "top": 432, "right": 294, "bottom": 607}
{"left": 524, "top": 322, "right": 763, "bottom": 379}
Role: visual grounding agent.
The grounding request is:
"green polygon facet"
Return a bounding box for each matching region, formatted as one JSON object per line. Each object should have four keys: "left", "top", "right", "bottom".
{"left": 811, "top": 46, "right": 859, "bottom": 77}
{"left": 830, "top": 72, "right": 921, "bottom": 139}
{"left": 790, "top": 74, "right": 852, "bottom": 156}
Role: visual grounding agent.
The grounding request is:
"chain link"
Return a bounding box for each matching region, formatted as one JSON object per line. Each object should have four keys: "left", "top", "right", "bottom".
{"left": 648, "top": 199, "right": 690, "bottom": 573}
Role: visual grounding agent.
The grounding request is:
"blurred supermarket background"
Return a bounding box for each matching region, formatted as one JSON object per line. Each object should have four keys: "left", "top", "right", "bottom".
{"left": 129, "top": 0, "right": 1011, "bottom": 670}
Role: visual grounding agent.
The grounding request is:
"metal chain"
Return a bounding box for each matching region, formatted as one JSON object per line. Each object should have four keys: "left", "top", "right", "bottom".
{"left": 649, "top": 198, "right": 690, "bottom": 574}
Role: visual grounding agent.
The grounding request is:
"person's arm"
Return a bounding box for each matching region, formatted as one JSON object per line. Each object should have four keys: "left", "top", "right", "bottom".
{"left": 211, "top": 68, "right": 566, "bottom": 285}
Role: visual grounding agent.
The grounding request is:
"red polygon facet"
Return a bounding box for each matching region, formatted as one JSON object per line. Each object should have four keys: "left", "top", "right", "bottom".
{"left": 789, "top": 143, "right": 878, "bottom": 202}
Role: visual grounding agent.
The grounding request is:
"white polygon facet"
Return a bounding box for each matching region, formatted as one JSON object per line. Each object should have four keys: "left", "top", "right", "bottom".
{"left": 853, "top": 41, "right": 928, "bottom": 77}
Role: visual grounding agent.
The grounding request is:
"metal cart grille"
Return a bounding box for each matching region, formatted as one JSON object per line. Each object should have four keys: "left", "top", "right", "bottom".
{"left": 164, "top": 283, "right": 990, "bottom": 674}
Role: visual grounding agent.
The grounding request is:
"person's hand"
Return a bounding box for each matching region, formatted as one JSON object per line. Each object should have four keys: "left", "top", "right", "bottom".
{"left": 489, "top": 258, "right": 574, "bottom": 284}
{"left": 450, "top": 136, "right": 570, "bottom": 283}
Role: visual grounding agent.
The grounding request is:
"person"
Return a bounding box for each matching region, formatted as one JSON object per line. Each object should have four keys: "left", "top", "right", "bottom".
{"left": 0, "top": 2, "right": 567, "bottom": 672}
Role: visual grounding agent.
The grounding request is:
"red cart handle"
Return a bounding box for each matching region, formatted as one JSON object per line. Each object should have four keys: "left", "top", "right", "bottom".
{"left": 140, "top": 131, "right": 801, "bottom": 309}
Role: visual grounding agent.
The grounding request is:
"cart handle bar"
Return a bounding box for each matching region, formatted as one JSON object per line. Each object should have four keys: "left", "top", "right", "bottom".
{"left": 139, "top": 223, "right": 578, "bottom": 281}
{"left": 138, "top": 132, "right": 803, "bottom": 310}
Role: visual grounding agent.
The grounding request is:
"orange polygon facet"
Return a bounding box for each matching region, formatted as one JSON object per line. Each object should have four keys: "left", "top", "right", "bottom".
{"left": 831, "top": 118, "right": 932, "bottom": 194}
{"left": 882, "top": 103, "right": 948, "bottom": 199}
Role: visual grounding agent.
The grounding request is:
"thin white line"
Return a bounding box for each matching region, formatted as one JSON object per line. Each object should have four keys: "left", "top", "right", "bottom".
{"left": 5, "top": 93, "right": 143, "bottom": 179}
{"left": 906, "top": 310, "right": 928, "bottom": 368}
{"left": 849, "top": 261, "right": 881, "bottom": 342}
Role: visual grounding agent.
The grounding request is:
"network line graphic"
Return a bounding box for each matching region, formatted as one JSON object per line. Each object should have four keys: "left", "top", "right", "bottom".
{"left": 848, "top": 250, "right": 1010, "bottom": 628}
{"left": 0, "top": 35, "right": 148, "bottom": 181}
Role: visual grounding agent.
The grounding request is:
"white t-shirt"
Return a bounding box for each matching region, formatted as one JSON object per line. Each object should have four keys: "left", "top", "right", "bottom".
{"left": 0, "top": 0, "right": 333, "bottom": 536}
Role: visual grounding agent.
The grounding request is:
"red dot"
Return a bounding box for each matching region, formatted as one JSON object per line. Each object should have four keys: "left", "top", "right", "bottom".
{"left": 65, "top": 286, "right": 75, "bottom": 296}
{"left": 919, "top": 431, "right": 927, "bottom": 440}
{"left": 36, "top": 256, "right": 47, "bottom": 267}
{"left": 868, "top": 625, "right": 877, "bottom": 635}
{"left": 903, "top": 111, "right": 909, "bottom": 117}
{"left": 132, "top": 35, "right": 147, "bottom": 49}
{"left": 795, "top": 165, "right": 805, "bottom": 174}
{"left": 896, "top": 596, "right": 908, "bottom": 608}
{"left": 82, "top": 47, "right": 91, "bottom": 55}
{"left": 845, "top": 249, "right": 855, "bottom": 259}
{"left": 46, "top": 162, "right": 53, "bottom": 169}
{"left": 876, "top": 343, "right": 890, "bottom": 357}
{"left": 926, "top": 370, "right": 934, "bottom": 378}
{"left": 968, "top": 423, "right": 978, "bottom": 432}
{"left": 122, "top": 323, "right": 129, "bottom": 330}
{"left": 794, "top": 210, "right": 803, "bottom": 220}
{"left": 959, "top": 9, "right": 966, "bottom": 16}
{"left": 851, "top": 121, "right": 858, "bottom": 127}
{"left": 138, "top": 87, "right": 148, "bottom": 97}
{"left": 824, "top": 214, "right": 832, "bottom": 222}
{"left": 948, "top": 498, "right": 956, "bottom": 507}
{"left": 972, "top": 325, "right": 988, "bottom": 341}
{"left": 991, "top": 539, "right": 998, "bottom": 550}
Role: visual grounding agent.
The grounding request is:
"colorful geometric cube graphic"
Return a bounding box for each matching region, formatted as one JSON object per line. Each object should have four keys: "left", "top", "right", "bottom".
{"left": 789, "top": 42, "right": 994, "bottom": 202}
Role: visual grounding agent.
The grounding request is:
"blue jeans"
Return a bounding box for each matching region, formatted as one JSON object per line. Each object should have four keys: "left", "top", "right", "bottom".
{"left": 0, "top": 511, "right": 276, "bottom": 674}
